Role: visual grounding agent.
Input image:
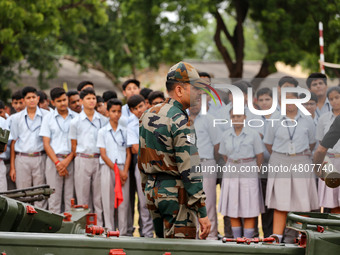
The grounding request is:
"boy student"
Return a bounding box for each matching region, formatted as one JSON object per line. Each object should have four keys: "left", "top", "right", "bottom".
{"left": 121, "top": 79, "right": 141, "bottom": 234}
{"left": 40, "top": 88, "right": 76, "bottom": 213}
{"left": 255, "top": 87, "right": 276, "bottom": 238}
{"left": 121, "top": 79, "right": 141, "bottom": 119}
{"left": 140, "top": 88, "right": 153, "bottom": 109}
{"left": 127, "top": 94, "right": 154, "bottom": 237}
{"left": 300, "top": 92, "right": 318, "bottom": 125}
{"left": 0, "top": 101, "right": 6, "bottom": 119}
{"left": 37, "top": 91, "right": 51, "bottom": 111}
{"left": 6, "top": 90, "right": 25, "bottom": 190}
{"left": 189, "top": 92, "right": 222, "bottom": 240}
{"left": 69, "top": 88, "right": 108, "bottom": 226}
{"left": 307, "top": 73, "right": 330, "bottom": 118}
{"left": 103, "top": 90, "right": 117, "bottom": 102}
{"left": 11, "top": 90, "right": 25, "bottom": 114}
{"left": 96, "top": 96, "right": 107, "bottom": 116}
{"left": 9, "top": 86, "right": 49, "bottom": 208}
{"left": 148, "top": 91, "right": 165, "bottom": 106}
{"left": 200, "top": 71, "right": 228, "bottom": 120}
{"left": 77, "top": 81, "right": 94, "bottom": 92}
{"left": 277, "top": 76, "right": 299, "bottom": 112}
{"left": 66, "top": 91, "right": 82, "bottom": 114}
{"left": 103, "top": 90, "right": 117, "bottom": 110}
{"left": 97, "top": 99, "right": 131, "bottom": 233}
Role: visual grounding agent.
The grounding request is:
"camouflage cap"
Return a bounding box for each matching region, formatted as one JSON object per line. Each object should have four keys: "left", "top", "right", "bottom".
{"left": 167, "top": 62, "right": 210, "bottom": 88}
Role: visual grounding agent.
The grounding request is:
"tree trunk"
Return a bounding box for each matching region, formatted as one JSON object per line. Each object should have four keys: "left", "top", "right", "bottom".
{"left": 251, "top": 57, "right": 277, "bottom": 91}
{"left": 212, "top": 1, "right": 249, "bottom": 79}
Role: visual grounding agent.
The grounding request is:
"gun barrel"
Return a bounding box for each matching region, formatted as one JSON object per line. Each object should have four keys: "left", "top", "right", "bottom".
{"left": 0, "top": 185, "right": 54, "bottom": 203}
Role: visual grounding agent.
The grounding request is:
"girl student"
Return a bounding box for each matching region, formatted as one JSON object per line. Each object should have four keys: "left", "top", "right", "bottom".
{"left": 263, "top": 92, "right": 319, "bottom": 243}
{"left": 316, "top": 86, "right": 340, "bottom": 213}
{"left": 218, "top": 107, "right": 264, "bottom": 239}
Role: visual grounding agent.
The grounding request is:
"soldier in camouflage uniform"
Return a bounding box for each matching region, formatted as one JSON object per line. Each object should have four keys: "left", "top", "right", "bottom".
{"left": 138, "top": 61, "right": 211, "bottom": 239}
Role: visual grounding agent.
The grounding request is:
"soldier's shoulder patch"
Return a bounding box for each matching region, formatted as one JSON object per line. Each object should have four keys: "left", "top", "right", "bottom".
{"left": 186, "top": 133, "right": 195, "bottom": 144}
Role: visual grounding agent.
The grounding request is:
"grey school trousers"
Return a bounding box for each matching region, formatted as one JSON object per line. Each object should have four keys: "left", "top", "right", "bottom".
{"left": 45, "top": 156, "right": 74, "bottom": 213}
{"left": 74, "top": 156, "right": 103, "bottom": 226}
{"left": 15, "top": 154, "right": 47, "bottom": 209}
{"left": 201, "top": 159, "right": 218, "bottom": 240}
{"left": 101, "top": 164, "right": 130, "bottom": 235}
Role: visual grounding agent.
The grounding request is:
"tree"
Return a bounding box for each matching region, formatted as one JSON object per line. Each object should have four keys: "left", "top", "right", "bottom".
{"left": 0, "top": 0, "right": 108, "bottom": 101}
{"left": 62, "top": 0, "right": 210, "bottom": 87}
{"left": 208, "top": 0, "right": 340, "bottom": 90}
{"left": 0, "top": 0, "right": 209, "bottom": 100}
{"left": 250, "top": 0, "right": 340, "bottom": 88}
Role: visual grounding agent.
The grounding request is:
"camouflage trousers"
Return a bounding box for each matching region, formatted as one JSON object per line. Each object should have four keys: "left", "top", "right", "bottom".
{"left": 144, "top": 177, "right": 198, "bottom": 239}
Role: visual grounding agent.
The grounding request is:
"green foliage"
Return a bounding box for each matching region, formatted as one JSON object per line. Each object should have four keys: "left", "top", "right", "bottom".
{"left": 1, "top": 0, "right": 339, "bottom": 103}
{"left": 249, "top": 0, "right": 340, "bottom": 76}
{"left": 0, "top": 0, "right": 210, "bottom": 101}
{"left": 0, "top": 0, "right": 108, "bottom": 98}
{"left": 194, "top": 14, "right": 266, "bottom": 61}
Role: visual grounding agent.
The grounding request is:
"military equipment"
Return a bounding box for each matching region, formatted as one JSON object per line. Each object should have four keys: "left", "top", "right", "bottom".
{"left": 0, "top": 127, "right": 9, "bottom": 152}
{"left": 1, "top": 193, "right": 340, "bottom": 254}
{"left": 0, "top": 184, "right": 54, "bottom": 203}
{"left": 321, "top": 156, "right": 340, "bottom": 188}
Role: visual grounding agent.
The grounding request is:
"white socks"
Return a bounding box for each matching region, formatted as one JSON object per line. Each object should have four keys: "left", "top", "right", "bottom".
{"left": 243, "top": 228, "right": 255, "bottom": 238}
{"left": 231, "top": 226, "right": 242, "bottom": 238}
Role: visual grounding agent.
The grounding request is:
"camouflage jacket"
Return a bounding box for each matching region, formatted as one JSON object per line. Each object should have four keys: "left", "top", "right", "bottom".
{"left": 138, "top": 98, "right": 207, "bottom": 218}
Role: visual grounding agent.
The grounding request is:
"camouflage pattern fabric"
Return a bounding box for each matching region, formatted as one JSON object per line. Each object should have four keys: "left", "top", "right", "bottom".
{"left": 138, "top": 97, "right": 207, "bottom": 238}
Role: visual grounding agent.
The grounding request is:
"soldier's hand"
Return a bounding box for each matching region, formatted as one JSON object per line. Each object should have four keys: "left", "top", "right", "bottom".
{"left": 0, "top": 144, "right": 7, "bottom": 153}
{"left": 198, "top": 216, "right": 211, "bottom": 239}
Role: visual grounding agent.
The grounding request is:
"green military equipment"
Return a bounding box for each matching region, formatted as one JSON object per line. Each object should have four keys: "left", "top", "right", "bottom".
{"left": 0, "top": 184, "right": 54, "bottom": 203}
{"left": 0, "top": 194, "right": 340, "bottom": 254}
{"left": 0, "top": 127, "right": 9, "bottom": 152}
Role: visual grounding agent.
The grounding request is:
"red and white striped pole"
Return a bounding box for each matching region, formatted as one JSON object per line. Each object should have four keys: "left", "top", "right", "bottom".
{"left": 319, "top": 22, "right": 325, "bottom": 74}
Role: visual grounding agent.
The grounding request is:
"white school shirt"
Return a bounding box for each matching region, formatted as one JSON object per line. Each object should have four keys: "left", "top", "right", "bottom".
{"left": 69, "top": 110, "right": 108, "bottom": 154}
{"left": 219, "top": 126, "right": 264, "bottom": 159}
{"left": 10, "top": 107, "right": 49, "bottom": 153}
{"left": 263, "top": 111, "right": 316, "bottom": 154}
{"left": 316, "top": 112, "right": 340, "bottom": 153}
{"left": 97, "top": 122, "right": 128, "bottom": 165}
{"left": 315, "top": 98, "right": 332, "bottom": 119}
{"left": 192, "top": 111, "right": 221, "bottom": 159}
{"left": 127, "top": 115, "right": 139, "bottom": 147}
{"left": 39, "top": 108, "right": 76, "bottom": 154}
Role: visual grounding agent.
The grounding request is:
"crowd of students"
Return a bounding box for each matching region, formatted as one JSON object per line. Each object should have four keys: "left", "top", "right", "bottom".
{"left": 0, "top": 79, "right": 165, "bottom": 237}
{"left": 191, "top": 72, "right": 340, "bottom": 242}
{"left": 0, "top": 71, "right": 339, "bottom": 242}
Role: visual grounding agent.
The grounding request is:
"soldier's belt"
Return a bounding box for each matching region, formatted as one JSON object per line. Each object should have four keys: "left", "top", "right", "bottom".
{"left": 200, "top": 158, "right": 214, "bottom": 162}
{"left": 327, "top": 153, "right": 340, "bottom": 158}
{"left": 147, "top": 173, "right": 181, "bottom": 181}
{"left": 16, "top": 151, "right": 45, "bottom": 157}
{"left": 0, "top": 159, "right": 10, "bottom": 165}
